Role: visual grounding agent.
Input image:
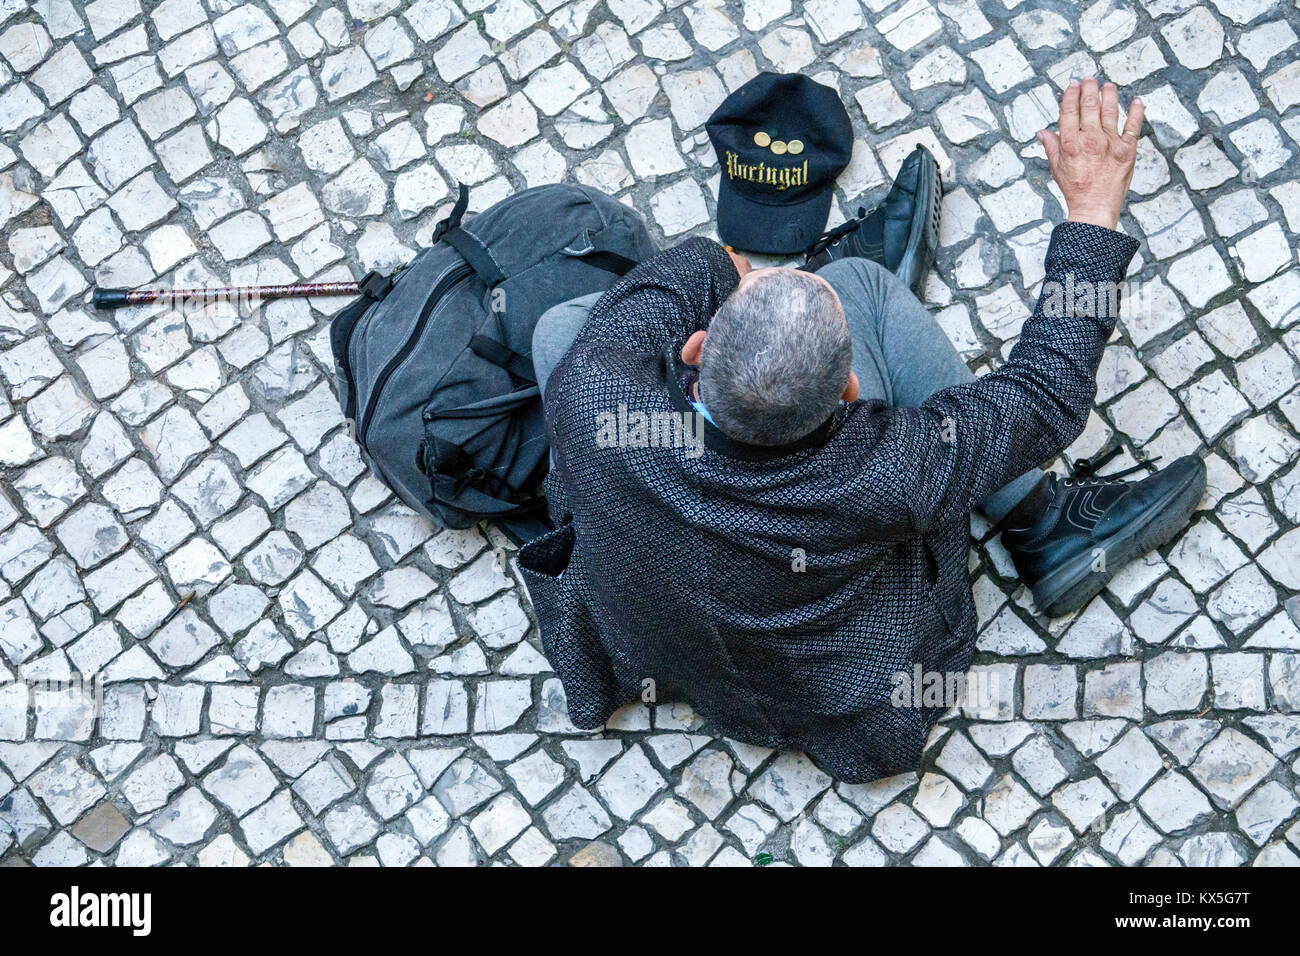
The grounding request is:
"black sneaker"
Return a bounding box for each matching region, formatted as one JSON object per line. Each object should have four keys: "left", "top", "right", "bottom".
{"left": 1001, "top": 450, "right": 1207, "bottom": 618}
{"left": 803, "top": 144, "right": 943, "bottom": 296}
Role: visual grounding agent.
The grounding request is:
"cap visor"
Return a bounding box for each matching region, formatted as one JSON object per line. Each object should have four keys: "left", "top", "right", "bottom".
{"left": 716, "top": 178, "right": 833, "bottom": 256}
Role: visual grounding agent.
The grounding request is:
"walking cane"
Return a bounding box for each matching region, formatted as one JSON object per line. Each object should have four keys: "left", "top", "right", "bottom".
{"left": 91, "top": 185, "right": 469, "bottom": 311}
{"left": 89, "top": 277, "right": 386, "bottom": 310}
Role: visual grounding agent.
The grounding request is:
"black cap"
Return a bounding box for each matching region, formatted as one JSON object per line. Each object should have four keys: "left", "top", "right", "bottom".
{"left": 706, "top": 72, "right": 853, "bottom": 255}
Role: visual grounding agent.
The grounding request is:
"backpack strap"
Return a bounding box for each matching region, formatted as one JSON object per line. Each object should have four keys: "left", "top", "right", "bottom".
{"left": 431, "top": 182, "right": 470, "bottom": 244}
{"left": 447, "top": 215, "right": 640, "bottom": 288}
{"left": 426, "top": 435, "right": 546, "bottom": 518}
{"left": 436, "top": 183, "right": 505, "bottom": 288}
{"left": 432, "top": 183, "right": 529, "bottom": 377}
{"left": 433, "top": 475, "right": 545, "bottom": 517}
{"left": 430, "top": 386, "right": 540, "bottom": 420}
{"left": 436, "top": 197, "right": 642, "bottom": 401}
{"left": 441, "top": 227, "right": 506, "bottom": 286}
{"left": 576, "top": 248, "right": 638, "bottom": 275}
{"left": 469, "top": 334, "right": 535, "bottom": 384}
{"left": 562, "top": 230, "right": 640, "bottom": 276}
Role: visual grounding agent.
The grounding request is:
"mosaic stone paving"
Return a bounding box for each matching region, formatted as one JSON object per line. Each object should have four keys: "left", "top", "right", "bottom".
{"left": 1, "top": 0, "right": 1299, "bottom": 867}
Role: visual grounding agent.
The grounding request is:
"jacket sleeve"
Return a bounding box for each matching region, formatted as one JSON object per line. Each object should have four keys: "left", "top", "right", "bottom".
{"left": 898, "top": 220, "right": 1141, "bottom": 532}
{"left": 563, "top": 235, "right": 741, "bottom": 358}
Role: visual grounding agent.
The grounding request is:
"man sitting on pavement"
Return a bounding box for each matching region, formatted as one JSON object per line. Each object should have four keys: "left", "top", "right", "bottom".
{"left": 519, "top": 79, "right": 1204, "bottom": 782}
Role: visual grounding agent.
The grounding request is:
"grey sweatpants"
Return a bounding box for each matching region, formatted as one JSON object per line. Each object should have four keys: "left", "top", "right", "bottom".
{"left": 531, "top": 257, "right": 1043, "bottom": 524}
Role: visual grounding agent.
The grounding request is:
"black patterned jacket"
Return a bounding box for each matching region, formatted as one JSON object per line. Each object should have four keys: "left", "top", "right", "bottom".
{"left": 519, "top": 224, "right": 1139, "bottom": 782}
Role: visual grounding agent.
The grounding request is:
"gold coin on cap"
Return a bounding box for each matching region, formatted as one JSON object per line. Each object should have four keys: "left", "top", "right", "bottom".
{"left": 786, "top": 139, "right": 804, "bottom": 155}
{"left": 753, "top": 131, "right": 771, "bottom": 147}
{"left": 770, "top": 140, "right": 788, "bottom": 155}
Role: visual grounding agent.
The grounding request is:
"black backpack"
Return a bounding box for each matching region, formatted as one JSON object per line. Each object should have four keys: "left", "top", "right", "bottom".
{"left": 330, "top": 184, "right": 657, "bottom": 543}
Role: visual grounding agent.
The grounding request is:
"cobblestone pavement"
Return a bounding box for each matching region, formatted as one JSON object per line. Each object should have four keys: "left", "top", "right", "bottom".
{"left": 0, "top": 0, "right": 1298, "bottom": 868}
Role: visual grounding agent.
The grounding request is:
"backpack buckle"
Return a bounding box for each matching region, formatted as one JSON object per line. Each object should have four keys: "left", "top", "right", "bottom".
{"left": 359, "top": 270, "right": 393, "bottom": 300}
{"left": 453, "top": 466, "right": 486, "bottom": 496}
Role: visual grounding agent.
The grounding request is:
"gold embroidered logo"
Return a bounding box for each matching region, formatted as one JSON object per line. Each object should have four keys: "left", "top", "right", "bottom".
{"left": 725, "top": 149, "right": 810, "bottom": 190}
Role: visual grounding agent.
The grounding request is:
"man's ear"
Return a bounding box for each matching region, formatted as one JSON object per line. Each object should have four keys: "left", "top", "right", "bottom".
{"left": 842, "top": 371, "right": 860, "bottom": 403}
{"left": 681, "top": 330, "right": 707, "bottom": 365}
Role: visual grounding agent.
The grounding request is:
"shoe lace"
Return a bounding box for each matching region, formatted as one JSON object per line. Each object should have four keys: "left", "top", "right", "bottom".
{"left": 1062, "top": 445, "right": 1160, "bottom": 487}
{"left": 805, "top": 206, "right": 867, "bottom": 258}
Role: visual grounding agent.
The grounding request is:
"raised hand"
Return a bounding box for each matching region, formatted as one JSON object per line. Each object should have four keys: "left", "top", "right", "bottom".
{"left": 1038, "top": 78, "right": 1143, "bottom": 232}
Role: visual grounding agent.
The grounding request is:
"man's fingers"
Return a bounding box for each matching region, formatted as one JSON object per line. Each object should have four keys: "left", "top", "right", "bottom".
{"left": 1059, "top": 80, "right": 1081, "bottom": 134}
{"left": 1038, "top": 129, "right": 1061, "bottom": 166}
{"left": 1079, "top": 77, "right": 1101, "bottom": 130}
{"left": 1101, "top": 82, "right": 1120, "bottom": 134}
{"left": 1121, "top": 97, "right": 1145, "bottom": 142}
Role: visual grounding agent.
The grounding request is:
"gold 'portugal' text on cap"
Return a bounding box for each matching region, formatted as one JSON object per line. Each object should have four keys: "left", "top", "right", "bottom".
{"left": 724, "top": 150, "right": 810, "bottom": 191}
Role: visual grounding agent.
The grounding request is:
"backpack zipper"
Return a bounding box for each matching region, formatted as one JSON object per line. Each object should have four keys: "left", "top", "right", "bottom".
{"left": 356, "top": 261, "right": 473, "bottom": 449}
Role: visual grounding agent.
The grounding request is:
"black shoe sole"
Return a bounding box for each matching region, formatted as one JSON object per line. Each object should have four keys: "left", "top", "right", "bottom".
{"left": 1033, "top": 460, "right": 1207, "bottom": 618}
{"left": 895, "top": 147, "right": 942, "bottom": 296}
